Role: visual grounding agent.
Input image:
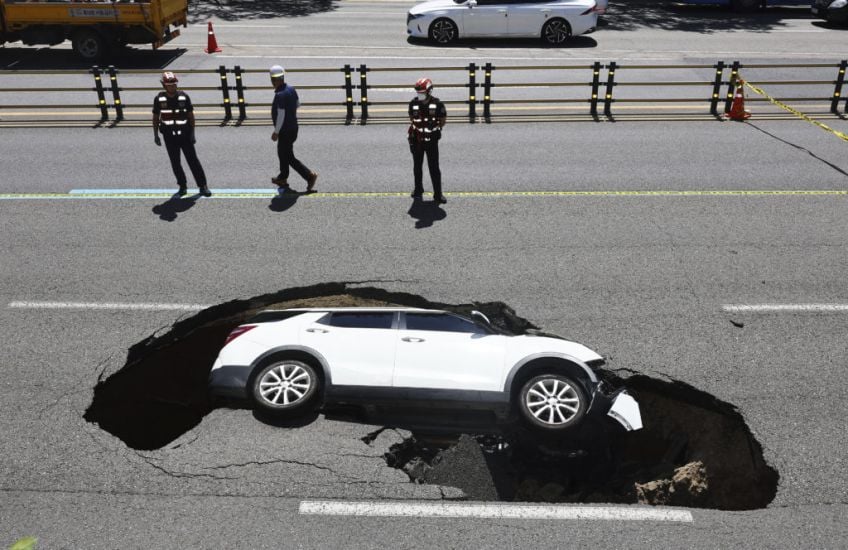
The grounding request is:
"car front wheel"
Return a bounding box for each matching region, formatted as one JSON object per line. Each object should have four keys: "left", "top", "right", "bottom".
{"left": 429, "top": 18, "right": 458, "bottom": 44}
{"left": 518, "top": 373, "right": 587, "bottom": 431}
{"left": 251, "top": 360, "right": 320, "bottom": 415}
{"left": 541, "top": 18, "right": 571, "bottom": 45}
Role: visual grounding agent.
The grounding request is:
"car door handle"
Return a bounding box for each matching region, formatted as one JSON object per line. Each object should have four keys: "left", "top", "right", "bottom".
{"left": 498, "top": 9, "right": 507, "bottom": 13}
{"left": 402, "top": 337, "right": 425, "bottom": 343}
{"left": 306, "top": 328, "right": 329, "bottom": 333}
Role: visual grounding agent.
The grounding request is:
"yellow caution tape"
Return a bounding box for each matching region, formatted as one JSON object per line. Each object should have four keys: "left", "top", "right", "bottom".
{"left": 743, "top": 80, "right": 848, "bottom": 143}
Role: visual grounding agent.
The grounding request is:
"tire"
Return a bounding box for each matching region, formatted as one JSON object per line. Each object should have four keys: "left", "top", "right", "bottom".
{"left": 429, "top": 18, "right": 458, "bottom": 44}
{"left": 518, "top": 373, "right": 587, "bottom": 432}
{"left": 251, "top": 360, "right": 320, "bottom": 416}
{"left": 72, "top": 29, "right": 106, "bottom": 61}
{"left": 541, "top": 18, "right": 571, "bottom": 46}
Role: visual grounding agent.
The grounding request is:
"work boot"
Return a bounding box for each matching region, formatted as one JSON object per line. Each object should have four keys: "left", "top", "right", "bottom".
{"left": 306, "top": 172, "right": 319, "bottom": 192}
{"left": 272, "top": 177, "right": 290, "bottom": 190}
{"left": 199, "top": 186, "right": 212, "bottom": 197}
{"left": 177, "top": 185, "right": 187, "bottom": 196}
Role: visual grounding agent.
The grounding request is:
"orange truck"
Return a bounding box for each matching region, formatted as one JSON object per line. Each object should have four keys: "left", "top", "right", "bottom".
{"left": 0, "top": 0, "right": 188, "bottom": 60}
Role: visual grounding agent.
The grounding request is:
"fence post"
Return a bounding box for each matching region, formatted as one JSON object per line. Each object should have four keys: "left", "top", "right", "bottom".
{"left": 724, "top": 61, "right": 740, "bottom": 114}
{"left": 590, "top": 61, "right": 601, "bottom": 117}
{"left": 483, "top": 62, "right": 493, "bottom": 122}
{"left": 710, "top": 60, "right": 725, "bottom": 117}
{"left": 343, "top": 64, "right": 355, "bottom": 123}
{"left": 218, "top": 65, "right": 232, "bottom": 122}
{"left": 90, "top": 65, "right": 109, "bottom": 122}
{"left": 603, "top": 61, "right": 616, "bottom": 118}
{"left": 233, "top": 65, "right": 246, "bottom": 121}
{"left": 107, "top": 65, "right": 123, "bottom": 121}
{"left": 831, "top": 59, "right": 846, "bottom": 115}
{"left": 358, "top": 64, "right": 369, "bottom": 123}
{"left": 467, "top": 62, "right": 477, "bottom": 122}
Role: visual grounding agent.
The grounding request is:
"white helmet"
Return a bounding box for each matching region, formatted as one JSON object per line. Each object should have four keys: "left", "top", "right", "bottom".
{"left": 269, "top": 65, "right": 285, "bottom": 78}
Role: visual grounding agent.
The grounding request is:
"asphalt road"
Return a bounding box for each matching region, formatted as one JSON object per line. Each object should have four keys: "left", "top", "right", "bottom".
{"left": 1, "top": 1, "right": 848, "bottom": 548}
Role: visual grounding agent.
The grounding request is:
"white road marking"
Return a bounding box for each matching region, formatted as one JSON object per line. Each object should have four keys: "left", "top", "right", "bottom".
{"left": 298, "top": 501, "right": 695, "bottom": 522}
{"left": 722, "top": 304, "right": 848, "bottom": 313}
{"left": 8, "top": 301, "right": 210, "bottom": 311}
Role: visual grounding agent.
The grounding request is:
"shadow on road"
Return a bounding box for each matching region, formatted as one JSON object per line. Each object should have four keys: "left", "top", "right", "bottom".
{"left": 606, "top": 0, "right": 814, "bottom": 33}
{"left": 0, "top": 46, "right": 186, "bottom": 71}
{"left": 269, "top": 190, "right": 302, "bottom": 212}
{"left": 407, "top": 197, "right": 447, "bottom": 229}
{"left": 188, "top": 0, "right": 339, "bottom": 22}
{"left": 407, "top": 35, "right": 598, "bottom": 49}
{"left": 152, "top": 194, "right": 200, "bottom": 222}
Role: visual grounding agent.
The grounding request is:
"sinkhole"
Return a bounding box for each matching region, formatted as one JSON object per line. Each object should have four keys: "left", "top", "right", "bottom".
{"left": 84, "top": 282, "right": 778, "bottom": 510}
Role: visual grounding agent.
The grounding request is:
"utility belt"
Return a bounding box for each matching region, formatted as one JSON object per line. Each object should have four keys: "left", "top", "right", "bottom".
{"left": 159, "top": 121, "right": 191, "bottom": 138}
{"left": 408, "top": 124, "right": 441, "bottom": 145}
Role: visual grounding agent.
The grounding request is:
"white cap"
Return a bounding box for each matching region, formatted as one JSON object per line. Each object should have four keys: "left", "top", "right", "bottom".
{"left": 269, "top": 65, "right": 285, "bottom": 78}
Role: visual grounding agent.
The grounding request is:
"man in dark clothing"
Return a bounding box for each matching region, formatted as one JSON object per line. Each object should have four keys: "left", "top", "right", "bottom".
{"left": 270, "top": 65, "right": 318, "bottom": 193}
{"left": 408, "top": 77, "right": 447, "bottom": 204}
{"left": 152, "top": 71, "right": 211, "bottom": 197}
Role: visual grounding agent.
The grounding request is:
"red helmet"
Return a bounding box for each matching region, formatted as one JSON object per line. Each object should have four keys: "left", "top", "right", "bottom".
{"left": 414, "top": 77, "right": 433, "bottom": 93}
{"left": 160, "top": 71, "right": 178, "bottom": 85}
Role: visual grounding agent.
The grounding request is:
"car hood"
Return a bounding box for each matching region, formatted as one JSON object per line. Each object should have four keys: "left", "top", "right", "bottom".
{"left": 410, "top": 0, "right": 463, "bottom": 15}
{"left": 508, "top": 334, "right": 604, "bottom": 364}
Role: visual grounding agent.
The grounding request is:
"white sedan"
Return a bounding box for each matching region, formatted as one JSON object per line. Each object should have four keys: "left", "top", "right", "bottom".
{"left": 209, "top": 307, "right": 642, "bottom": 433}
{"left": 406, "top": 0, "right": 602, "bottom": 45}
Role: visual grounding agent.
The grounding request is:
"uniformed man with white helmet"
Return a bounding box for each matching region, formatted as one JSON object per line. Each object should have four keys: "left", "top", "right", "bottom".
{"left": 270, "top": 64, "right": 318, "bottom": 193}
{"left": 152, "top": 71, "right": 211, "bottom": 197}
{"left": 408, "top": 77, "right": 447, "bottom": 204}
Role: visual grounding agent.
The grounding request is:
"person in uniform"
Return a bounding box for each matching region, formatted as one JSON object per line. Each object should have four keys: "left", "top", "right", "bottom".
{"left": 152, "top": 71, "right": 211, "bottom": 197}
{"left": 270, "top": 65, "right": 318, "bottom": 193}
{"left": 408, "top": 77, "right": 447, "bottom": 204}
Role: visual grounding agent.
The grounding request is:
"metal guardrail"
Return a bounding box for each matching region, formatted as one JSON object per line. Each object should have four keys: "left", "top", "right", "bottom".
{"left": 0, "top": 60, "right": 845, "bottom": 125}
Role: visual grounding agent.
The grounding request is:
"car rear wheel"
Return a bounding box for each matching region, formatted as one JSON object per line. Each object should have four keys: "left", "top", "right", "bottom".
{"left": 518, "top": 373, "right": 587, "bottom": 431}
{"left": 72, "top": 29, "right": 106, "bottom": 61}
{"left": 251, "top": 360, "right": 320, "bottom": 415}
{"left": 541, "top": 18, "right": 571, "bottom": 45}
{"left": 429, "top": 18, "right": 458, "bottom": 44}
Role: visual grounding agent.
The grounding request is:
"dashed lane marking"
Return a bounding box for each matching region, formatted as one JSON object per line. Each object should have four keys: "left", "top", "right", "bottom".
{"left": 723, "top": 304, "right": 848, "bottom": 313}
{"left": 8, "top": 301, "right": 211, "bottom": 311}
{"left": 298, "top": 501, "right": 695, "bottom": 522}
{"left": 0, "top": 189, "right": 845, "bottom": 200}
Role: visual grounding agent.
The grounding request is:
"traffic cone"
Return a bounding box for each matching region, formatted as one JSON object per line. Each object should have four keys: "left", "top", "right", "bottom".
{"left": 204, "top": 21, "right": 222, "bottom": 54}
{"left": 725, "top": 79, "right": 750, "bottom": 121}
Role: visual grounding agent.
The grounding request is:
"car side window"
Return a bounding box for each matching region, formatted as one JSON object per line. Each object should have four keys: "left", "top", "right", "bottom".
{"left": 405, "top": 313, "right": 487, "bottom": 334}
{"left": 325, "top": 312, "right": 394, "bottom": 329}
{"left": 476, "top": 0, "right": 507, "bottom": 5}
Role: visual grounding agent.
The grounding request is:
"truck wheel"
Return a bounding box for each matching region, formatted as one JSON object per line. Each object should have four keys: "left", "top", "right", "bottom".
{"left": 72, "top": 29, "right": 106, "bottom": 61}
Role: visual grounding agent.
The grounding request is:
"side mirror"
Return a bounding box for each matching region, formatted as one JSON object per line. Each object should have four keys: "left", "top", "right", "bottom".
{"left": 471, "top": 310, "right": 491, "bottom": 325}
{"left": 468, "top": 0, "right": 477, "bottom": 7}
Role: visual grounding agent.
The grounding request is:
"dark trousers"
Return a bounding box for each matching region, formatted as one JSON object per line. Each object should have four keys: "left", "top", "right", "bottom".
{"left": 277, "top": 128, "right": 311, "bottom": 181}
{"left": 164, "top": 132, "right": 206, "bottom": 188}
{"left": 411, "top": 140, "right": 442, "bottom": 197}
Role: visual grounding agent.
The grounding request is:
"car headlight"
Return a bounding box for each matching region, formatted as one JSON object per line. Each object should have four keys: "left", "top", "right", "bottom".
{"left": 831, "top": 0, "right": 847, "bottom": 8}
{"left": 407, "top": 12, "right": 425, "bottom": 24}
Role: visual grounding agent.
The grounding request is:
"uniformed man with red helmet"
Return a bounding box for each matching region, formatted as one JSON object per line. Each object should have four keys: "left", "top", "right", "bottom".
{"left": 152, "top": 71, "right": 211, "bottom": 197}
{"left": 408, "top": 77, "right": 447, "bottom": 204}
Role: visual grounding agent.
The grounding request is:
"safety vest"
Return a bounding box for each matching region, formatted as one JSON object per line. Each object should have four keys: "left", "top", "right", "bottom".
{"left": 157, "top": 92, "right": 191, "bottom": 136}
{"left": 409, "top": 96, "right": 445, "bottom": 143}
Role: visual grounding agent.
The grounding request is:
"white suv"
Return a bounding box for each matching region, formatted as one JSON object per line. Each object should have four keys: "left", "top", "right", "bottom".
{"left": 209, "top": 307, "right": 642, "bottom": 433}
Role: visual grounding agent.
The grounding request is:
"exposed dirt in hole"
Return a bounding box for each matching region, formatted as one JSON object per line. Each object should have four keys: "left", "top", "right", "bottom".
{"left": 84, "top": 282, "right": 778, "bottom": 509}
{"left": 379, "top": 373, "right": 778, "bottom": 510}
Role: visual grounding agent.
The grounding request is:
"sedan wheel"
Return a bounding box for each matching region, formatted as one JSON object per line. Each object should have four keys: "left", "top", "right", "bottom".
{"left": 252, "top": 360, "right": 319, "bottom": 414}
{"left": 541, "top": 19, "right": 571, "bottom": 45}
{"left": 429, "top": 18, "right": 458, "bottom": 44}
{"left": 519, "top": 374, "right": 586, "bottom": 431}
